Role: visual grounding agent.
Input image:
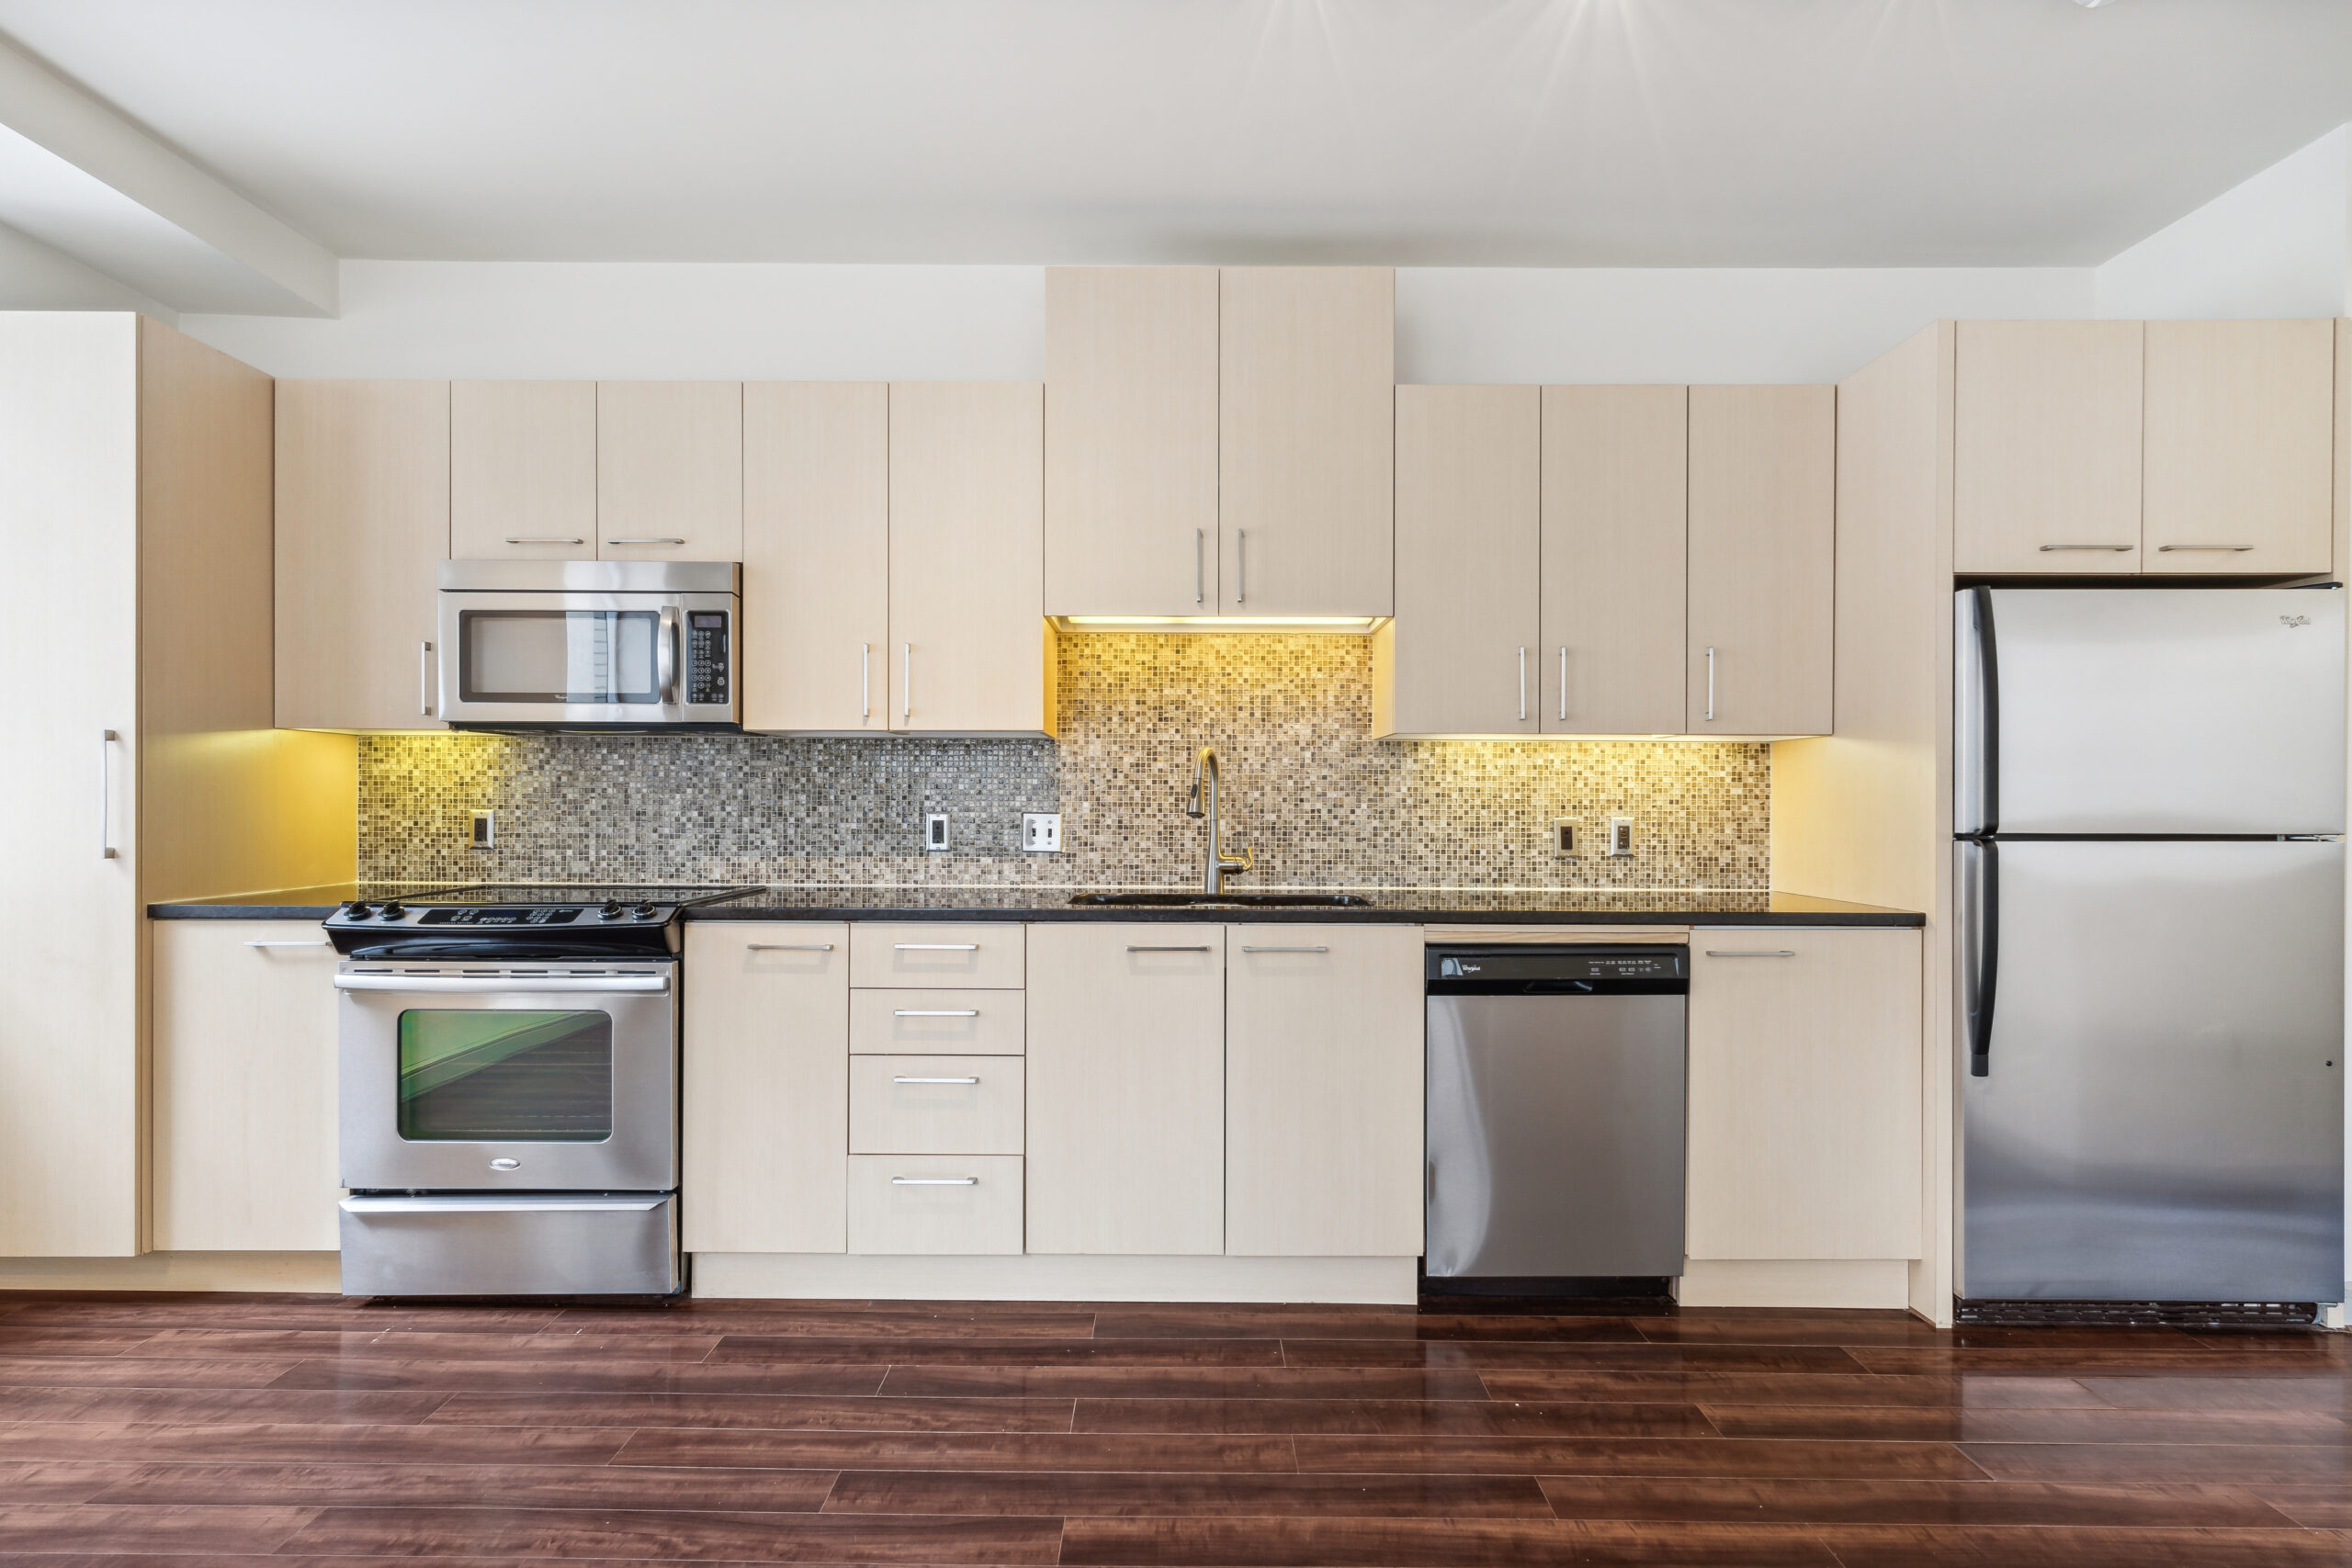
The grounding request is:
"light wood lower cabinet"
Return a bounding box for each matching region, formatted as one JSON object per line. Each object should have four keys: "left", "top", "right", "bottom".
{"left": 1685, "top": 928, "right": 1922, "bottom": 1261}
{"left": 1025, "top": 924, "right": 1225, "bottom": 1255}
{"left": 153, "top": 921, "right": 342, "bottom": 1251}
{"left": 850, "top": 1055, "right": 1025, "bottom": 1156}
{"left": 1225, "top": 926, "right": 1425, "bottom": 1257}
{"left": 851, "top": 923, "right": 1026, "bottom": 989}
{"left": 850, "top": 989, "right": 1026, "bottom": 1055}
{"left": 682, "top": 924, "right": 849, "bottom": 1254}
{"left": 848, "top": 1156, "right": 1023, "bottom": 1254}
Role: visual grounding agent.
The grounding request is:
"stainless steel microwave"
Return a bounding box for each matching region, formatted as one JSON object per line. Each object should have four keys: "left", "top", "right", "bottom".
{"left": 436, "top": 559, "right": 741, "bottom": 729}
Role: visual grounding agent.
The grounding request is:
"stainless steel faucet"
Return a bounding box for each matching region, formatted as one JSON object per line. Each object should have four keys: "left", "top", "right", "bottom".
{"left": 1185, "top": 745, "right": 1255, "bottom": 896}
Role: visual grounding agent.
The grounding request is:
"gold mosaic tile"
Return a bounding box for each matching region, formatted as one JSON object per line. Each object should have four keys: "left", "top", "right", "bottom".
{"left": 359, "top": 634, "right": 1769, "bottom": 891}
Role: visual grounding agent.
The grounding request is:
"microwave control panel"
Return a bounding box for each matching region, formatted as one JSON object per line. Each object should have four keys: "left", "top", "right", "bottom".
{"left": 687, "top": 613, "right": 730, "bottom": 705}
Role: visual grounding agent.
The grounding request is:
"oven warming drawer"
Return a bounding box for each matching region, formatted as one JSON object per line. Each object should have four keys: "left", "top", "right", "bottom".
{"left": 340, "top": 1194, "right": 682, "bottom": 1297}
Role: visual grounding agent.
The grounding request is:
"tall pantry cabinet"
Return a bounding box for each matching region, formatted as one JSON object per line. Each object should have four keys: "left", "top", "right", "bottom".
{"left": 0, "top": 313, "right": 354, "bottom": 1258}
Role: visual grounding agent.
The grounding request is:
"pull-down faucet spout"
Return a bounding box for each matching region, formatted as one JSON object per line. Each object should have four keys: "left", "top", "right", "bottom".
{"left": 1186, "top": 746, "right": 1254, "bottom": 896}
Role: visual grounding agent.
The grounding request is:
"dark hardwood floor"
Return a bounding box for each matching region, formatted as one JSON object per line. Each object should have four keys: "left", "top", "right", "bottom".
{"left": 0, "top": 1291, "right": 2345, "bottom": 1562}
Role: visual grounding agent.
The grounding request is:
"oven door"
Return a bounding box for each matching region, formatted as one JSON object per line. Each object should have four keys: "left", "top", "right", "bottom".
{"left": 336, "top": 963, "right": 679, "bottom": 1191}
{"left": 436, "top": 590, "right": 739, "bottom": 728}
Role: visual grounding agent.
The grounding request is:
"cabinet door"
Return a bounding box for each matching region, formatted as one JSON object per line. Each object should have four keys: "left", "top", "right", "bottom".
{"left": 1954, "top": 321, "right": 2143, "bottom": 574}
{"left": 1686, "top": 929, "right": 1922, "bottom": 1260}
{"left": 887, "top": 382, "right": 1051, "bottom": 734}
{"left": 1542, "top": 385, "right": 1688, "bottom": 736}
{"left": 682, "top": 923, "right": 849, "bottom": 1254}
{"left": 153, "top": 921, "right": 341, "bottom": 1251}
{"left": 1686, "top": 385, "right": 1834, "bottom": 737}
{"left": 1026, "top": 924, "right": 1224, "bottom": 1254}
{"left": 1381, "top": 385, "right": 1540, "bottom": 737}
{"left": 595, "top": 381, "right": 743, "bottom": 560}
{"left": 742, "top": 383, "right": 888, "bottom": 731}
{"left": 1219, "top": 267, "right": 1395, "bottom": 617}
{"left": 276, "top": 380, "right": 450, "bottom": 730}
{"left": 1046, "top": 267, "right": 1220, "bottom": 615}
{"left": 1226, "top": 925, "right": 1424, "bottom": 1257}
{"left": 450, "top": 381, "right": 596, "bottom": 559}
{"left": 2143, "top": 320, "right": 2335, "bottom": 574}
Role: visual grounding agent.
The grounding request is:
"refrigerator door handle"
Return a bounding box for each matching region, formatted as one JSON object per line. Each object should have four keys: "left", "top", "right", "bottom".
{"left": 1955, "top": 587, "right": 2000, "bottom": 835}
{"left": 1962, "top": 838, "right": 1999, "bottom": 1077}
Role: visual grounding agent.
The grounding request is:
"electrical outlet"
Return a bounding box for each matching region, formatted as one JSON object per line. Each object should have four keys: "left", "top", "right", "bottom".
{"left": 924, "top": 813, "right": 949, "bottom": 852}
{"left": 1552, "top": 822, "right": 1576, "bottom": 856}
{"left": 1608, "top": 817, "right": 1634, "bottom": 857}
{"left": 469, "top": 810, "right": 496, "bottom": 850}
{"left": 1023, "top": 812, "right": 1063, "bottom": 852}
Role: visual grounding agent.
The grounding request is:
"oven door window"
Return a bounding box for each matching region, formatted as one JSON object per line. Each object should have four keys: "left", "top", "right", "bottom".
{"left": 460, "top": 610, "right": 659, "bottom": 705}
{"left": 397, "top": 1010, "right": 614, "bottom": 1142}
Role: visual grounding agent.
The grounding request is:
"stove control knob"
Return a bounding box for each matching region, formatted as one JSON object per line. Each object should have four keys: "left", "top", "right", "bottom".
{"left": 633, "top": 902, "right": 660, "bottom": 919}
{"left": 378, "top": 901, "right": 406, "bottom": 919}
{"left": 342, "top": 900, "right": 373, "bottom": 919}
{"left": 599, "top": 901, "right": 625, "bottom": 919}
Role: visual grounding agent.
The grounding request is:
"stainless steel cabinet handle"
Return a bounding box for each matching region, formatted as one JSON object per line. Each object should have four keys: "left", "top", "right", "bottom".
{"left": 1195, "top": 529, "right": 1204, "bottom": 604}
{"left": 891, "top": 1176, "right": 978, "bottom": 1186}
{"left": 902, "top": 644, "right": 911, "bottom": 720}
{"left": 2038, "top": 544, "right": 2133, "bottom": 553}
{"left": 1703, "top": 647, "right": 1716, "bottom": 722}
{"left": 861, "top": 643, "right": 870, "bottom": 719}
{"left": 748, "top": 942, "right": 833, "bottom": 952}
{"left": 1235, "top": 529, "right": 1246, "bottom": 604}
{"left": 606, "top": 536, "right": 686, "bottom": 546}
{"left": 1703, "top": 950, "right": 1796, "bottom": 958}
{"left": 657, "top": 605, "right": 679, "bottom": 705}
{"left": 894, "top": 1009, "right": 979, "bottom": 1017}
{"left": 97, "top": 729, "right": 117, "bottom": 860}
{"left": 1557, "top": 648, "right": 1567, "bottom": 722}
{"left": 419, "top": 642, "right": 435, "bottom": 717}
{"left": 1518, "top": 647, "right": 1527, "bottom": 721}
{"left": 1241, "top": 945, "right": 1329, "bottom": 953}
{"left": 1127, "top": 944, "right": 1212, "bottom": 953}
{"left": 895, "top": 942, "right": 979, "bottom": 951}
{"left": 893, "top": 1076, "right": 979, "bottom": 1085}
{"left": 246, "top": 940, "right": 330, "bottom": 948}
{"left": 503, "top": 536, "right": 583, "bottom": 546}
{"left": 2155, "top": 545, "right": 2255, "bottom": 553}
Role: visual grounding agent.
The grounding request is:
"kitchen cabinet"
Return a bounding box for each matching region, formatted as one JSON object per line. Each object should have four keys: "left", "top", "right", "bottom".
{"left": 1686, "top": 384, "right": 1835, "bottom": 736}
{"left": 850, "top": 1055, "right": 1025, "bottom": 1156}
{"left": 682, "top": 923, "right": 850, "bottom": 1254}
{"left": 449, "top": 381, "right": 597, "bottom": 560}
{"left": 742, "top": 382, "right": 889, "bottom": 731}
{"left": 153, "top": 920, "right": 341, "bottom": 1251}
{"left": 1225, "top": 925, "right": 1424, "bottom": 1257}
{"left": 1026, "top": 924, "right": 1225, "bottom": 1255}
{"left": 1953, "top": 321, "right": 2144, "bottom": 574}
{"left": 595, "top": 380, "right": 743, "bottom": 560}
{"left": 1544, "top": 385, "right": 1690, "bottom": 736}
{"left": 2143, "top": 319, "right": 2335, "bottom": 574}
{"left": 1685, "top": 928, "right": 1922, "bottom": 1262}
{"left": 851, "top": 990, "right": 1026, "bottom": 1055}
{"left": 850, "top": 922, "right": 1026, "bottom": 989}
{"left": 887, "top": 382, "right": 1054, "bottom": 734}
{"left": 1046, "top": 266, "right": 1220, "bottom": 615}
{"left": 1380, "top": 384, "right": 1541, "bottom": 737}
{"left": 276, "top": 378, "right": 451, "bottom": 730}
{"left": 849, "top": 1156, "right": 1023, "bottom": 1254}
{"left": 1219, "top": 267, "right": 1396, "bottom": 617}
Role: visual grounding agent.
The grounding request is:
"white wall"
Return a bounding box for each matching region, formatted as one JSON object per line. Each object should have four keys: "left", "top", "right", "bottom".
{"left": 0, "top": 219, "right": 174, "bottom": 320}
{"left": 2096, "top": 124, "right": 2350, "bottom": 320}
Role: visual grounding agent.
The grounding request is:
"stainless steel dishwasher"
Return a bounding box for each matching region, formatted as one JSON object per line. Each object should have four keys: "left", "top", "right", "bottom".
{"left": 1424, "top": 944, "right": 1687, "bottom": 1286}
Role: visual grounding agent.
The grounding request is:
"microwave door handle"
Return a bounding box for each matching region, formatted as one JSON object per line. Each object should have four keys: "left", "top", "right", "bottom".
{"left": 657, "top": 605, "right": 679, "bottom": 705}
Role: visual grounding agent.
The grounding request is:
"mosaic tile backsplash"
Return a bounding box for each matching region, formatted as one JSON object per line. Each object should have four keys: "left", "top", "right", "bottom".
{"left": 359, "top": 634, "right": 1770, "bottom": 891}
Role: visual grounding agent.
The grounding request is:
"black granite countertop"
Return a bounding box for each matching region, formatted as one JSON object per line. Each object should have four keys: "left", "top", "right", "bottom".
{"left": 149, "top": 884, "right": 1920, "bottom": 927}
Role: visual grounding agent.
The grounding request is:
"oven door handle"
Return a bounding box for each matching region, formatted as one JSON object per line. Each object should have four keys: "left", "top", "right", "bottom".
{"left": 341, "top": 1196, "right": 667, "bottom": 1214}
{"left": 332, "top": 973, "right": 671, "bottom": 995}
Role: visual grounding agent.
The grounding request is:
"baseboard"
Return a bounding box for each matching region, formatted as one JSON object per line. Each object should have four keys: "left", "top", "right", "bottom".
{"left": 1675, "top": 1258, "right": 1914, "bottom": 1310}
{"left": 693, "top": 1253, "right": 1420, "bottom": 1303}
{"left": 0, "top": 1251, "right": 342, "bottom": 1292}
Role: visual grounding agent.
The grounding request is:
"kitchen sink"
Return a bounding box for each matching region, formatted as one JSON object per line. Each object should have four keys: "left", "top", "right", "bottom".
{"left": 1069, "top": 892, "right": 1374, "bottom": 908}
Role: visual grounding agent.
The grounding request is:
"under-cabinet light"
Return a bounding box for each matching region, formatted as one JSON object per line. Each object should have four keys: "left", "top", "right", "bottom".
{"left": 1055, "top": 615, "right": 1386, "bottom": 634}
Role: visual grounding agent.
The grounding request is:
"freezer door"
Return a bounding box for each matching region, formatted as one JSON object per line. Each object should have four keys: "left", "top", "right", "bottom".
{"left": 1962, "top": 839, "right": 2345, "bottom": 1302}
{"left": 1955, "top": 588, "right": 2345, "bottom": 835}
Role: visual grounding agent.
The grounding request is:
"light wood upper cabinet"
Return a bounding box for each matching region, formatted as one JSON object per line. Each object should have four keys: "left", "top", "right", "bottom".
{"left": 682, "top": 923, "right": 850, "bottom": 1254}
{"left": 153, "top": 920, "right": 341, "bottom": 1252}
{"left": 450, "top": 381, "right": 596, "bottom": 559}
{"left": 1046, "top": 267, "right": 1220, "bottom": 615}
{"left": 2143, "top": 319, "right": 2335, "bottom": 574}
{"left": 1954, "top": 321, "right": 2143, "bottom": 574}
{"left": 1219, "top": 267, "right": 1395, "bottom": 617}
{"left": 1686, "top": 929, "right": 1922, "bottom": 1262}
{"left": 1543, "top": 385, "right": 1689, "bottom": 736}
{"left": 887, "top": 382, "right": 1053, "bottom": 735}
{"left": 276, "top": 379, "right": 451, "bottom": 730}
{"left": 595, "top": 381, "right": 743, "bottom": 560}
{"left": 1380, "top": 385, "right": 1541, "bottom": 738}
{"left": 1686, "top": 384, "right": 1835, "bottom": 737}
{"left": 742, "top": 383, "right": 889, "bottom": 732}
{"left": 1026, "top": 924, "right": 1225, "bottom": 1255}
{"left": 1226, "top": 925, "right": 1425, "bottom": 1257}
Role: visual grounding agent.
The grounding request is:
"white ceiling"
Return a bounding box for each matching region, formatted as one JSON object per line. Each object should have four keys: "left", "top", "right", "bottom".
{"left": 0, "top": 0, "right": 2347, "bottom": 270}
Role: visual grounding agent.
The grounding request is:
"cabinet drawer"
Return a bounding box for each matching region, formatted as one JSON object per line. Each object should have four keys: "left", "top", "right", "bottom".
{"left": 851, "top": 989, "right": 1025, "bottom": 1055}
{"left": 852, "top": 923, "right": 1025, "bottom": 988}
{"left": 847, "top": 1155, "right": 1023, "bottom": 1254}
{"left": 851, "top": 1056, "right": 1024, "bottom": 1155}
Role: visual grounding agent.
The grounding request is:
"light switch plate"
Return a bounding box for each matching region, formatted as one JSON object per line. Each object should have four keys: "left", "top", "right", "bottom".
{"left": 924, "top": 813, "right": 949, "bottom": 852}
{"left": 1552, "top": 822, "right": 1575, "bottom": 856}
{"left": 1608, "top": 817, "right": 1634, "bottom": 857}
{"left": 1023, "top": 812, "right": 1063, "bottom": 852}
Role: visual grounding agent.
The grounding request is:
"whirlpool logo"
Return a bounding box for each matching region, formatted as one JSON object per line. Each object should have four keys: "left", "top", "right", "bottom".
{"left": 2281, "top": 615, "right": 2311, "bottom": 628}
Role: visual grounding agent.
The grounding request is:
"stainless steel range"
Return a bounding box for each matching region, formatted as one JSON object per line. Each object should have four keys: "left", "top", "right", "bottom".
{"left": 327, "top": 884, "right": 761, "bottom": 1298}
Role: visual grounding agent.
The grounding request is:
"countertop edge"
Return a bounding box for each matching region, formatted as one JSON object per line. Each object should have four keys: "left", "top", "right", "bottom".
{"left": 148, "top": 902, "right": 1925, "bottom": 928}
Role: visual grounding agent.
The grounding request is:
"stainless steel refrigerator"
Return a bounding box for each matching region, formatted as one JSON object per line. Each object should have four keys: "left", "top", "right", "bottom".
{"left": 1958, "top": 587, "right": 2346, "bottom": 1303}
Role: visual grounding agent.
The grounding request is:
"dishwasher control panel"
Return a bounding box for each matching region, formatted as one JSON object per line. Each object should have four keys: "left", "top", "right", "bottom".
{"left": 1427, "top": 944, "right": 1687, "bottom": 991}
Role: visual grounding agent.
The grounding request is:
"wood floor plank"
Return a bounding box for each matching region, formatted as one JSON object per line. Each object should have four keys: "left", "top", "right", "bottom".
{"left": 1633, "top": 1318, "right": 2194, "bottom": 1348}
{"left": 1702, "top": 1404, "right": 2346, "bottom": 1444}
{"left": 0, "top": 1296, "right": 559, "bottom": 1333}
{"left": 1852, "top": 1345, "right": 2352, "bottom": 1375}
{"left": 1538, "top": 1475, "right": 2298, "bottom": 1527}
{"left": 1072, "top": 1396, "right": 1715, "bottom": 1437}
{"left": 877, "top": 1366, "right": 1493, "bottom": 1400}
{"left": 82, "top": 1460, "right": 840, "bottom": 1513}
{"left": 1287, "top": 1435, "right": 1990, "bottom": 1479}
{"left": 1812, "top": 1524, "right": 2352, "bottom": 1567}
{"left": 712, "top": 1336, "right": 1285, "bottom": 1366}
{"left": 281, "top": 1504, "right": 1064, "bottom": 1562}
{"left": 127, "top": 1325, "right": 727, "bottom": 1362}
{"left": 1479, "top": 1371, "right": 2106, "bottom": 1407}
{"left": 0, "top": 1420, "right": 629, "bottom": 1466}
{"left": 1057, "top": 1517, "right": 1839, "bottom": 1566}
{"left": 613, "top": 1428, "right": 1301, "bottom": 1472}
{"left": 0, "top": 1354, "right": 308, "bottom": 1389}
{"left": 427, "top": 1392, "right": 1077, "bottom": 1432}
{"left": 0, "top": 1460, "right": 134, "bottom": 1503}
{"left": 0, "top": 1383, "right": 450, "bottom": 1427}
{"left": 2246, "top": 1484, "right": 2352, "bottom": 1528}
{"left": 0, "top": 1502, "right": 320, "bottom": 1555}
{"left": 267, "top": 1356, "right": 889, "bottom": 1396}
{"left": 2077, "top": 1375, "right": 2352, "bottom": 1411}
{"left": 1093, "top": 1306, "right": 1645, "bottom": 1343}
{"left": 825, "top": 1468, "right": 1555, "bottom": 1517}
{"left": 1962, "top": 1441, "right": 2352, "bottom": 1486}
{"left": 1280, "top": 1339, "right": 1870, "bottom": 1371}
{"left": 547, "top": 1307, "right": 1101, "bottom": 1339}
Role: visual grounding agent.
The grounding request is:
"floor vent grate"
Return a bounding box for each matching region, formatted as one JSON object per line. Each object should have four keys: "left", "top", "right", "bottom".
{"left": 1954, "top": 1298, "right": 2321, "bottom": 1330}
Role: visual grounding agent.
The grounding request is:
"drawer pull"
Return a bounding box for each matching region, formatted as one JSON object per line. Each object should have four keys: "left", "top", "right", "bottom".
{"left": 891, "top": 1176, "right": 978, "bottom": 1186}
{"left": 1241, "top": 945, "right": 1329, "bottom": 954}
{"left": 1705, "top": 950, "right": 1796, "bottom": 958}
{"left": 2155, "top": 544, "right": 2255, "bottom": 553}
{"left": 894, "top": 1009, "right": 978, "bottom": 1018}
{"left": 2038, "top": 544, "right": 2133, "bottom": 553}
{"left": 893, "top": 1076, "right": 979, "bottom": 1085}
{"left": 504, "top": 536, "right": 583, "bottom": 545}
{"left": 895, "top": 942, "right": 980, "bottom": 951}
{"left": 1126, "top": 944, "right": 1212, "bottom": 953}
{"left": 749, "top": 942, "right": 833, "bottom": 952}
{"left": 246, "top": 939, "right": 330, "bottom": 948}
{"left": 606, "top": 536, "right": 687, "bottom": 546}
